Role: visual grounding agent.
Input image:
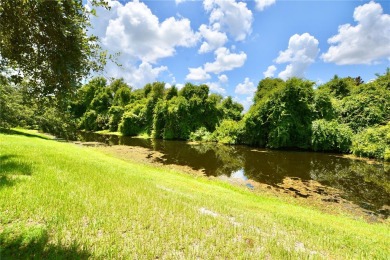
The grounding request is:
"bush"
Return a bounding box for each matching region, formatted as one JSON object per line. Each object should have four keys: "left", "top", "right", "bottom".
{"left": 338, "top": 83, "right": 390, "bottom": 132}
{"left": 351, "top": 122, "right": 390, "bottom": 160}
{"left": 243, "top": 78, "right": 314, "bottom": 149}
{"left": 80, "top": 110, "right": 98, "bottom": 131}
{"left": 311, "top": 119, "right": 353, "bottom": 153}
{"left": 108, "top": 106, "right": 124, "bottom": 131}
{"left": 213, "top": 120, "right": 243, "bottom": 144}
{"left": 118, "top": 112, "right": 144, "bottom": 136}
{"left": 37, "top": 106, "right": 77, "bottom": 140}
{"left": 189, "top": 127, "right": 213, "bottom": 142}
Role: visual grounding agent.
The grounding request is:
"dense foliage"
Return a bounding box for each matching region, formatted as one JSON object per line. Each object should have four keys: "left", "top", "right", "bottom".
{"left": 0, "top": 0, "right": 108, "bottom": 104}
{"left": 351, "top": 123, "right": 390, "bottom": 161}
{"left": 311, "top": 120, "right": 353, "bottom": 153}
{"left": 242, "top": 78, "right": 314, "bottom": 149}
{"left": 2, "top": 68, "right": 389, "bottom": 160}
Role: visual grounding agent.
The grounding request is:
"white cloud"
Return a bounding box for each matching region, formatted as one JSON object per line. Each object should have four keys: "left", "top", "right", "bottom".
{"left": 263, "top": 65, "right": 277, "bottom": 78}
{"left": 186, "top": 47, "right": 246, "bottom": 80}
{"left": 206, "top": 81, "right": 226, "bottom": 94}
{"left": 218, "top": 74, "right": 228, "bottom": 83}
{"left": 255, "top": 0, "right": 276, "bottom": 11}
{"left": 203, "top": 0, "right": 253, "bottom": 41}
{"left": 198, "top": 24, "right": 228, "bottom": 53}
{"left": 102, "top": 1, "right": 199, "bottom": 63}
{"left": 85, "top": 0, "right": 201, "bottom": 88}
{"left": 321, "top": 2, "right": 390, "bottom": 65}
{"left": 186, "top": 67, "right": 211, "bottom": 81}
{"left": 275, "top": 33, "right": 319, "bottom": 79}
{"left": 234, "top": 95, "right": 253, "bottom": 112}
{"left": 176, "top": 83, "right": 185, "bottom": 90}
{"left": 235, "top": 77, "right": 256, "bottom": 95}
{"left": 104, "top": 60, "right": 167, "bottom": 89}
{"left": 204, "top": 47, "right": 247, "bottom": 74}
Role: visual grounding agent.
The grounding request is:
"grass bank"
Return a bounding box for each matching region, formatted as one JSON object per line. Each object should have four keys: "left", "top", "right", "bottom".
{"left": 0, "top": 130, "right": 389, "bottom": 259}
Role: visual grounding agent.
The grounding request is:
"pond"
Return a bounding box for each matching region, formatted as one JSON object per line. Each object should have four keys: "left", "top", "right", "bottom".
{"left": 76, "top": 131, "right": 390, "bottom": 217}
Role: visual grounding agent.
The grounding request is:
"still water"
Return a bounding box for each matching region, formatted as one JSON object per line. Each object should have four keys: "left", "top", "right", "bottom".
{"left": 76, "top": 132, "right": 390, "bottom": 215}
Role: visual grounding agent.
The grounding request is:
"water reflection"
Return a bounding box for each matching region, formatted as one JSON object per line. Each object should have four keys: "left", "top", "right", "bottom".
{"left": 231, "top": 169, "right": 247, "bottom": 181}
{"left": 76, "top": 132, "right": 390, "bottom": 214}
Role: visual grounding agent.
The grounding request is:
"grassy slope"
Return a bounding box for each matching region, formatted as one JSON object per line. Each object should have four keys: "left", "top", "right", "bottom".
{"left": 0, "top": 131, "right": 389, "bottom": 259}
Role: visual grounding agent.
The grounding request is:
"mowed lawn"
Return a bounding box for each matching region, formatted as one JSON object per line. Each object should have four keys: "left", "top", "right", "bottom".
{"left": 0, "top": 130, "right": 389, "bottom": 259}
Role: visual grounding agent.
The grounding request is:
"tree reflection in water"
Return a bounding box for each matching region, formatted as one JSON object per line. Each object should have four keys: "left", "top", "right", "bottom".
{"left": 76, "top": 131, "right": 390, "bottom": 213}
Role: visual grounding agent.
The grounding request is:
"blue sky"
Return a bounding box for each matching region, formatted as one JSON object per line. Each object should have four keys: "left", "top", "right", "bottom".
{"left": 87, "top": 0, "right": 390, "bottom": 109}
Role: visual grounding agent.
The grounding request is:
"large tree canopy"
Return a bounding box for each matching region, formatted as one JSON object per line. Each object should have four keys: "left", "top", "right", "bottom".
{"left": 0, "top": 0, "right": 107, "bottom": 102}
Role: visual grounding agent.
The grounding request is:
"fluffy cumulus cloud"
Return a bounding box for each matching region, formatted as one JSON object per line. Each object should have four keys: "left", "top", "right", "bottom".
{"left": 204, "top": 47, "right": 247, "bottom": 74}
{"left": 205, "top": 73, "right": 230, "bottom": 94}
{"left": 218, "top": 74, "right": 228, "bottom": 83}
{"left": 263, "top": 65, "right": 277, "bottom": 78}
{"left": 103, "top": 0, "right": 198, "bottom": 63}
{"left": 235, "top": 77, "right": 256, "bottom": 95}
{"left": 203, "top": 0, "right": 253, "bottom": 41}
{"left": 234, "top": 77, "right": 256, "bottom": 112}
{"left": 186, "top": 47, "right": 247, "bottom": 80}
{"left": 206, "top": 81, "right": 226, "bottom": 94}
{"left": 104, "top": 60, "right": 167, "bottom": 89}
{"left": 275, "top": 33, "right": 319, "bottom": 80}
{"left": 321, "top": 2, "right": 390, "bottom": 65}
{"left": 255, "top": 0, "right": 276, "bottom": 11}
{"left": 198, "top": 24, "right": 228, "bottom": 53}
{"left": 234, "top": 95, "right": 253, "bottom": 112}
{"left": 186, "top": 67, "right": 211, "bottom": 81}
{"left": 86, "top": 0, "right": 199, "bottom": 88}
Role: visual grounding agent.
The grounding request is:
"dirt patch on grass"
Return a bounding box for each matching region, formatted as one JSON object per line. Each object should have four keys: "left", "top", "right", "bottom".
{"left": 96, "top": 145, "right": 205, "bottom": 177}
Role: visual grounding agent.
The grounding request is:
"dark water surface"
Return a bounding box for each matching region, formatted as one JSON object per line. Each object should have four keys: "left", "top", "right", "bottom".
{"left": 76, "top": 132, "right": 390, "bottom": 215}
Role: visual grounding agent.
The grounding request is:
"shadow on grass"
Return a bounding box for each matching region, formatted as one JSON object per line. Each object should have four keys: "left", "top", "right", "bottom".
{"left": 0, "top": 228, "right": 90, "bottom": 259}
{"left": 0, "top": 154, "right": 33, "bottom": 188}
{"left": 0, "top": 128, "right": 51, "bottom": 140}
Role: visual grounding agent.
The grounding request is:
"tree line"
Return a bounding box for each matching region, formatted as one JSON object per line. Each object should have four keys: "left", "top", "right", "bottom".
{"left": 1, "top": 70, "right": 389, "bottom": 161}
{"left": 0, "top": 1, "right": 388, "bottom": 161}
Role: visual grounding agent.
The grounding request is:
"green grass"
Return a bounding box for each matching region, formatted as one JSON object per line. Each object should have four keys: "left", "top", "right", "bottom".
{"left": 0, "top": 130, "right": 389, "bottom": 259}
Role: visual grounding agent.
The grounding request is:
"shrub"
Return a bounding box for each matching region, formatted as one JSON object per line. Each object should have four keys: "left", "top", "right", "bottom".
{"left": 189, "top": 127, "right": 213, "bottom": 142}
{"left": 118, "top": 112, "right": 144, "bottom": 136}
{"left": 311, "top": 119, "right": 353, "bottom": 153}
{"left": 213, "top": 120, "right": 243, "bottom": 145}
{"left": 244, "top": 78, "right": 314, "bottom": 149}
{"left": 80, "top": 110, "right": 98, "bottom": 131}
{"left": 351, "top": 122, "right": 390, "bottom": 160}
{"left": 108, "top": 106, "right": 124, "bottom": 131}
{"left": 37, "top": 106, "right": 77, "bottom": 139}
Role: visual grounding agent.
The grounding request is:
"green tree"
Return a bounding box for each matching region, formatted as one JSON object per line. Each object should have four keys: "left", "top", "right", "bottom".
{"left": 253, "top": 78, "right": 284, "bottom": 104}
{"left": 311, "top": 119, "right": 353, "bottom": 153}
{"left": 108, "top": 106, "right": 124, "bottom": 131}
{"left": 351, "top": 122, "right": 390, "bottom": 161}
{"left": 0, "top": 76, "right": 32, "bottom": 128}
{"left": 113, "top": 86, "right": 132, "bottom": 107}
{"left": 165, "top": 85, "right": 178, "bottom": 100}
{"left": 313, "top": 89, "right": 336, "bottom": 120}
{"left": 338, "top": 82, "right": 390, "bottom": 132}
{"left": 119, "top": 102, "right": 147, "bottom": 136}
{"left": 0, "top": 0, "right": 108, "bottom": 104}
{"left": 319, "top": 75, "right": 355, "bottom": 99}
{"left": 212, "top": 119, "right": 244, "bottom": 144}
{"left": 374, "top": 68, "right": 390, "bottom": 90}
{"left": 219, "top": 96, "right": 243, "bottom": 121}
{"left": 243, "top": 78, "right": 315, "bottom": 148}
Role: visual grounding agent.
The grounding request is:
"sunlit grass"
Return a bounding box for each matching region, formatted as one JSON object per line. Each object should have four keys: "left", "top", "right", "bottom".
{"left": 94, "top": 130, "right": 122, "bottom": 136}
{"left": 0, "top": 130, "right": 389, "bottom": 259}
